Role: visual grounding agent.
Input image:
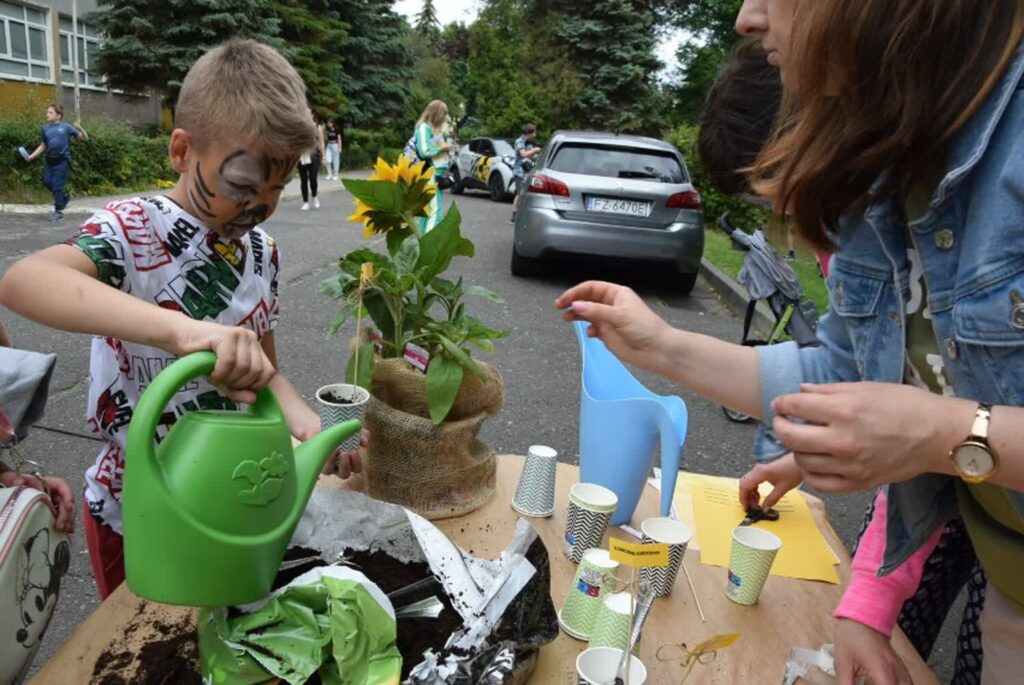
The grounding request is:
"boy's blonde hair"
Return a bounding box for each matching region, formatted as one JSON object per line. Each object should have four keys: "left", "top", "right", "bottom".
{"left": 175, "top": 39, "right": 315, "bottom": 154}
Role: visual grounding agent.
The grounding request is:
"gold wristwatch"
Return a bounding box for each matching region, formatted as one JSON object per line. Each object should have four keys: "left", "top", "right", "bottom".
{"left": 949, "top": 402, "right": 999, "bottom": 484}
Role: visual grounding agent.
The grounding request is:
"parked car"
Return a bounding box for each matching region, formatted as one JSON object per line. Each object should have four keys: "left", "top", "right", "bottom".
{"left": 510, "top": 131, "right": 704, "bottom": 293}
{"left": 452, "top": 137, "right": 517, "bottom": 202}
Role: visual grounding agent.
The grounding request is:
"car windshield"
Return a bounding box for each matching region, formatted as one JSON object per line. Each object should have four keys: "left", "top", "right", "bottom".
{"left": 492, "top": 139, "right": 515, "bottom": 156}
{"left": 548, "top": 143, "right": 686, "bottom": 183}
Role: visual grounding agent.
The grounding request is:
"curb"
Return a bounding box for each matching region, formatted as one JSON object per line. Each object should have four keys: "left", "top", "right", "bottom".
{"left": 700, "top": 257, "right": 774, "bottom": 337}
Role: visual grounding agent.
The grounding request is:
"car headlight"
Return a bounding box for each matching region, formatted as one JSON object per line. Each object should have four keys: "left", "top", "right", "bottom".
{"left": 502, "top": 156, "right": 515, "bottom": 168}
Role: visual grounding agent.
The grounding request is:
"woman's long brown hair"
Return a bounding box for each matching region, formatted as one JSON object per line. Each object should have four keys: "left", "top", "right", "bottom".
{"left": 751, "top": 0, "right": 1024, "bottom": 252}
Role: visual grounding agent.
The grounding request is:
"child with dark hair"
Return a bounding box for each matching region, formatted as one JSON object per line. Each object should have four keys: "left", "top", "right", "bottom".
{"left": 22, "top": 103, "right": 89, "bottom": 222}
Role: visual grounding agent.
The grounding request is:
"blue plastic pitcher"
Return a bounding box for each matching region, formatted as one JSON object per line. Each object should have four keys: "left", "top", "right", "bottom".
{"left": 574, "top": 321, "right": 687, "bottom": 525}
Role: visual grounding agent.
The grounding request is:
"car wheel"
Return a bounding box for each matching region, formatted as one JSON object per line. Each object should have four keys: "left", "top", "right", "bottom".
{"left": 489, "top": 173, "right": 509, "bottom": 202}
{"left": 450, "top": 167, "right": 464, "bottom": 195}
{"left": 670, "top": 272, "right": 698, "bottom": 294}
{"left": 722, "top": 406, "right": 755, "bottom": 423}
{"left": 510, "top": 244, "right": 541, "bottom": 277}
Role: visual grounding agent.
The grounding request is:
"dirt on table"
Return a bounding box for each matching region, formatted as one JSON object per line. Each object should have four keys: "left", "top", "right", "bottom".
{"left": 89, "top": 600, "right": 200, "bottom": 685}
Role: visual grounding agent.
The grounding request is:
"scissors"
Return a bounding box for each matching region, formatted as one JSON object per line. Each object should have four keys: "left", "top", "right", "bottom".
{"left": 740, "top": 504, "right": 779, "bottom": 526}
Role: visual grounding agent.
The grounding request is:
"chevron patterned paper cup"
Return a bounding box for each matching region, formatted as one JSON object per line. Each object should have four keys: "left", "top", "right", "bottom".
{"left": 512, "top": 445, "right": 558, "bottom": 517}
{"left": 725, "top": 526, "right": 782, "bottom": 605}
{"left": 639, "top": 517, "right": 692, "bottom": 598}
{"left": 565, "top": 483, "right": 618, "bottom": 563}
{"left": 558, "top": 549, "right": 620, "bottom": 640}
{"left": 315, "top": 383, "right": 369, "bottom": 452}
{"left": 587, "top": 592, "right": 640, "bottom": 653}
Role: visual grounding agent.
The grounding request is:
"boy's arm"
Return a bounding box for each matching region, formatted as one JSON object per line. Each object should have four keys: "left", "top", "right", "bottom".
{"left": 0, "top": 317, "right": 11, "bottom": 347}
{"left": 73, "top": 121, "right": 89, "bottom": 142}
{"left": 0, "top": 245, "right": 274, "bottom": 402}
{"left": 260, "top": 331, "right": 320, "bottom": 440}
{"left": 26, "top": 143, "right": 46, "bottom": 162}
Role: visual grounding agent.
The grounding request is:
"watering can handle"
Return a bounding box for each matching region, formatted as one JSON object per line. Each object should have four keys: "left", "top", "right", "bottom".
{"left": 126, "top": 351, "right": 283, "bottom": 478}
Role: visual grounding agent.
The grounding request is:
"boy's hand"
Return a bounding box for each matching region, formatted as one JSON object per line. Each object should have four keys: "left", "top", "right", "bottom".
{"left": 834, "top": 619, "right": 911, "bottom": 685}
{"left": 0, "top": 470, "right": 76, "bottom": 534}
{"left": 175, "top": 321, "right": 276, "bottom": 403}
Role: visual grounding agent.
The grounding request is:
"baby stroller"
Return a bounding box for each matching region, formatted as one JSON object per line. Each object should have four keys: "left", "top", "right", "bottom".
{"left": 718, "top": 212, "right": 820, "bottom": 423}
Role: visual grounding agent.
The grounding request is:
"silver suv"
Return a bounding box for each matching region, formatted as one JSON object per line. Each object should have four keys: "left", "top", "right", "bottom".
{"left": 511, "top": 131, "right": 704, "bottom": 293}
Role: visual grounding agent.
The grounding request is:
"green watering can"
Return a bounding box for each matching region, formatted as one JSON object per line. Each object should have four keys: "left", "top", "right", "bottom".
{"left": 122, "top": 351, "right": 361, "bottom": 607}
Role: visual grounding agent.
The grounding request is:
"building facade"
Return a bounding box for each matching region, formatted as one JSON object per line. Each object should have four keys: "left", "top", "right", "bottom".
{"left": 0, "top": 0, "right": 163, "bottom": 126}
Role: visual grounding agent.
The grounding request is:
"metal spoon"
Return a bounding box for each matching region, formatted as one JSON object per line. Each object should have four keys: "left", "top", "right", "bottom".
{"left": 613, "top": 581, "right": 655, "bottom": 685}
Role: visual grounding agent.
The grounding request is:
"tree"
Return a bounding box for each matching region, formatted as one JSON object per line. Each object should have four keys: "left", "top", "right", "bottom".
{"left": 416, "top": 0, "right": 441, "bottom": 41}
{"left": 556, "top": 0, "right": 666, "bottom": 134}
{"left": 670, "top": 0, "right": 744, "bottom": 123}
{"left": 90, "top": 0, "right": 279, "bottom": 110}
{"left": 271, "top": 0, "right": 347, "bottom": 118}
{"left": 332, "top": 0, "right": 414, "bottom": 132}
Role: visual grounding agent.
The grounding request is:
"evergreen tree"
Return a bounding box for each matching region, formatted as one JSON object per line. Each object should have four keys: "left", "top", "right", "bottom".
{"left": 416, "top": 0, "right": 441, "bottom": 41}
{"left": 669, "top": 0, "right": 744, "bottom": 123}
{"left": 332, "top": 0, "right": 414, "bottom": 131}
{"left": 90, "top": 0, "right": 279, "bottom": 109}
{"left": 556, "top": 0, "right": 665, "bottom": 134}
{"left": 271, "top": 0, "right": 347, "bottom": 119}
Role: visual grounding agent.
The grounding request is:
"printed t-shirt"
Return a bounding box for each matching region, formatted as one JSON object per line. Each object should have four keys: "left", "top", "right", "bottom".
{"left": 69, "top": 195, "right": 281, "bottom": 533}
{"left": 41, "top": 122, "right": 79, "bottom": 163}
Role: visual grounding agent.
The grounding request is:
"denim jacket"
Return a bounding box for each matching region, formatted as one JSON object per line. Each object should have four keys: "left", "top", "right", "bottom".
{"left": 755, "top": 39, "right": 1024, "bottom": 574}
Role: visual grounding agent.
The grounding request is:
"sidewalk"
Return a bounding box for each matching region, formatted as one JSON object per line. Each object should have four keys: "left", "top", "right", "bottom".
{"left": 0, "top": 168, "right": 371, "bottom": 216}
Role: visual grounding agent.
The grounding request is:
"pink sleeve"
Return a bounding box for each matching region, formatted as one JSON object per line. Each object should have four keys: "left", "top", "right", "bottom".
{"left": 833, "top": 489, "right": 943, "bottom": 636}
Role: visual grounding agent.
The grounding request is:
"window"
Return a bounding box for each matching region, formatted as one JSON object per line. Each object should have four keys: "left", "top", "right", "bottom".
{"left": 0, "top": 1, "right": 50, "bottom": 82}
{"left": 59, "top": 15, "right": 101, "bottom": 88}
{"left": 549, "top": 143, "right": 687, "bottom": 184}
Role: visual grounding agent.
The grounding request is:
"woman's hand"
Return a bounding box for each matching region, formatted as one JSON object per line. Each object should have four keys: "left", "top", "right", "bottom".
{"left": 834, "top": 619, "right": 912, "bottom": 685}
{"left": 555, "top": 281, "right": 675, "bottom": 373}
{"left": 771, "top": 382, "right": 968, "bottom": 492}
{"left": 321, "top": 429, "right": 368, "bottom": 479}
{"left": 738, "top": 453, "right": 803, "bottom": 511}
{"left": 0, "top": 470, "right": 76, "bottom": 533}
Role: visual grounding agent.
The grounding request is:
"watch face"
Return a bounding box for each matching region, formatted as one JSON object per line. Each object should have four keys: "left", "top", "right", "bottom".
{"left": 954, "top": 442, "right": 995, "bottom": 479}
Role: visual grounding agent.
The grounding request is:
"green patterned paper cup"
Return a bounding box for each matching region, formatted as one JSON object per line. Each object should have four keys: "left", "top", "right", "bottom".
{"left": 577, "top": 647, "right": 647, "bottom": 685}
{"left": 587, "top": 591, "right": 639, "bottom": 654}
{"left": 559, "top": 549, "right": 620, "bottom": 640}
{"left": 725, "top": 526, "right": 782, "bottom": 605}
{"left": 564, "top": 483, "right": 618, "bottom": 563}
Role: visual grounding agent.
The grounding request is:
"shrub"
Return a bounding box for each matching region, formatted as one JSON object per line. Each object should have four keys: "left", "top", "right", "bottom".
{"left": 340, "top": 127, "right": 406, "bottom": 170}
{"left": 666, "top": 124, "right": 769, "bottom": 231}
{"left": 0, "top": 113, "right": 175, "bottom": 203}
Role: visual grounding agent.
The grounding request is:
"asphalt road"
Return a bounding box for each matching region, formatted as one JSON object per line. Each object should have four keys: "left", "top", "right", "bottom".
{"left": 1, "top": 183, "right": 956, "bottom": 680}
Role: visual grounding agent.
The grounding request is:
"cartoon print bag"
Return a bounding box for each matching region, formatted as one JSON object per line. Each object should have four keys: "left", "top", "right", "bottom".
{"left": 0, "top": 485, "right": 70, "bottom": 684}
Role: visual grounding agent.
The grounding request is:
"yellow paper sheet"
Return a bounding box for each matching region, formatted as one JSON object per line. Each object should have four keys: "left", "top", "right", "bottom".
{"left": 674, "top": 472, "right": 840, "bottom": 584}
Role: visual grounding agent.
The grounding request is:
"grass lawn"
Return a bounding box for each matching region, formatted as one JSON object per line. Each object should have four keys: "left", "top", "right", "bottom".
{"left": 703, "top": 229, "right": 830, "bottom": 314}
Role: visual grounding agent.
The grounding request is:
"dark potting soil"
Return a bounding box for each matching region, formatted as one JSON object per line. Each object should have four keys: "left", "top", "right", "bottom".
{"left": 319, "top": 389, "right": 356, "bottom": 405}
{"left": 90, "top": 601, "right": 201, "bottom": 685}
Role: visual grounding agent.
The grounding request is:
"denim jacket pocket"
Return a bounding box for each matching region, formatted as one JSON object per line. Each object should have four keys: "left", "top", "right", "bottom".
{"left": 953, "top": 270, "right": 1024, "bottom": 407}
{"left": 830, "top": 264, "right": 889, "bottom": 377}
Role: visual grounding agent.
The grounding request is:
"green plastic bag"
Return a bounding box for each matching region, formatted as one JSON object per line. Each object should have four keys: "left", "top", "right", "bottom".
{"left": 198, "top": 566, "right": 402, "bottom": 685}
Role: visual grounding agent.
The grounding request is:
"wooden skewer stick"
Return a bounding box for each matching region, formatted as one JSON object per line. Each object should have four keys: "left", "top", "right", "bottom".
{"left": 682, "top": 560, "right": 705, "bottom": 622}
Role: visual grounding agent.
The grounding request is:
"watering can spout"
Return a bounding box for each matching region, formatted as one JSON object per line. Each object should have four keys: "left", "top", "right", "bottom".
{"left": 293, "top": 418, "right": 362, "bottom": 503}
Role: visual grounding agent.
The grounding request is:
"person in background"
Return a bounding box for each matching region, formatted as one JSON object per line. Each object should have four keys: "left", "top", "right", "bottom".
{"left": 324, "top": 119, "right": 341, "bottom": 180}
{"left": 0, "top": 39, "right": 365, "bottom": 600}
{"left": 510, "top": 123, "right": 541, "bottom": 223}
{"left": 699, "top": 36, "right": 985, "bottom": 684}
{"left": 413, "top": 100, "right": 453, "bottom": 234}
{"left": 298, "top": 115, "right": 325, "bottom": 211}
{"left": 22, "top": 103, "right": 88, "bottom": 223}
{"left": 563, "top": 0, "right": 1024, "bottom": 682}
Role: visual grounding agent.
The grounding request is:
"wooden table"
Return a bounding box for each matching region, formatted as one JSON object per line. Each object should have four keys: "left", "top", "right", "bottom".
{"left": 33, "top": 455, "right": 936, "bottom": 683}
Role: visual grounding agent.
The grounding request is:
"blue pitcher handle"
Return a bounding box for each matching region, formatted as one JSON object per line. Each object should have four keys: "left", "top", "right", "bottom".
{"left": 657, "top": 410, "right": 681, "bottom": 517}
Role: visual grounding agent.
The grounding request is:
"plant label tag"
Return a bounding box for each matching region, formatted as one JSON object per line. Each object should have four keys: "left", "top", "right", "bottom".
{"left": 369, "top": 329, "right": 384, "bottom": 355}
{"left": 609, "top": 538, "right": 670, "bottom": 568}
{"left": 404, "top": 343, "right": 430, "bottom": 373}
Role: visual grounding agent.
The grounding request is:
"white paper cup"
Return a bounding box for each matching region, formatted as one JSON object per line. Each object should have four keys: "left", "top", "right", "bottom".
{"left": 565, "top": 483, "right": 618, "bottom": 563}
{"left": 315, "top": 383, "right": 369, "bottom": 452}
{"left": 587, "top": 591, "right": 636, "bottom": 652}
{"left": 512, "top": 445, "right": 558, "bottom": 517}
{"left": 639, "top": 517, "right": 692, "bottom": 597}
{"left": 576, "top": 646, "right": 647, "bottom": 685}
{"left": 725, "top": 526, "right": 782, "bottom": 605}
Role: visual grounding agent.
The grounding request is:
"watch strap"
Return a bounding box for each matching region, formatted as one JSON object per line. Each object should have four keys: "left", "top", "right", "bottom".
{"left": 970, "top": 403, "right": 994, "bottom": 442}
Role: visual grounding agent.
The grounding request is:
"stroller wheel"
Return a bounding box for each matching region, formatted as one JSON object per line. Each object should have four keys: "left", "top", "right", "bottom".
{"left": 723, "top": 406, "right": 755, "bottom": 423}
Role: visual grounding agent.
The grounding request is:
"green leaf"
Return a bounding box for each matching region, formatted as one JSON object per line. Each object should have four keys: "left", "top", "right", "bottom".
{"left": 436, "top": 335, "right": 486, "bottom": 379}
{"left": 393, "top": 236, "right": 420, "bottom": 276}
{"left": 362, "top": 291, "right": 396, "bottom": 344}
{"left": 426, "top": 355, "right": 464, "bottom": 424}
{"left": 341, "top": 179, "right": 406, "bottom": 214}
{"left": 345, "top": 341, "right": 376, "bottom": 390}
{"left": 416, "top": 205, "right": 474, "bottom": 282}
{"left": 464, "top": 285, "right": 505, "bottom": 303}
{"left": 386, "top": 228, "right": 409, "bottom": 256}
{"left": 327, "top": 302, "right": 358, "bottom": 338}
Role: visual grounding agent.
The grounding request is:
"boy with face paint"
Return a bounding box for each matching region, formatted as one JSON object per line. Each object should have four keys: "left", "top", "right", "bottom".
{"left": 0, "top": 40, "right": 366, "bottom": 600}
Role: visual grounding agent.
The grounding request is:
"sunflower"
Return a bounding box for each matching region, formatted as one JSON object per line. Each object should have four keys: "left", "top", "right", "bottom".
{"left": 348, "top": 156, "right": 440, "bottom": 237}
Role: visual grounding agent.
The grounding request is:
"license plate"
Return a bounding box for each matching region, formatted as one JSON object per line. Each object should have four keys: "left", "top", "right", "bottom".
{"left": 586, "top": 197, "right": 651, "bottom": 217}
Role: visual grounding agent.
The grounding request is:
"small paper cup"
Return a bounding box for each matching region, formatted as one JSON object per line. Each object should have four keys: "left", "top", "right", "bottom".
{"left": 559, "top": 549, "right": 620, "bottom": 640}
{"left": 315, "top": 383, "right": 369, "bottom": 452}
{"left": 725, "top": 526, "right": 782, "bottom": 605}
{"left": 639, "top": 517, "right": 692, "bottom": 598}
{"left": 564, "top": 483, "right": 618, "bottom": 563}
{"left": 587, "top": 591, "right": 636, "bottom": 652}
{"left": 512, "top": 445, "right": 558, "bottom": 517}
{"left": 576, "top": 647, "right": 647, "bottom": 685}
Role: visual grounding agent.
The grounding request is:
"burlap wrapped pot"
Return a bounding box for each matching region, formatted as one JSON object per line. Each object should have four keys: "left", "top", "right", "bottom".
{"left": 363, "top": 357, "right": 504, "bottom": 519}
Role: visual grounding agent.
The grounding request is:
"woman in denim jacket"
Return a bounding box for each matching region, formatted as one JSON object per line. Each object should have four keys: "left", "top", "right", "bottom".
{"left": 558, "top": 1, "right": 1024, "bottom": 683}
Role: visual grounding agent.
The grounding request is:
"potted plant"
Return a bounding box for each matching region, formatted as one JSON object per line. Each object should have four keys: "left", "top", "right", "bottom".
{"left": 319, "top": 156, "right": 509, "bottom": 518}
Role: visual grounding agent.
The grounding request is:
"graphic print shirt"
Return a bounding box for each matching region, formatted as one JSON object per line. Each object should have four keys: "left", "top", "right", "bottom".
{"left": 69, "top": 196, "right": 281, "bottom": 533}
